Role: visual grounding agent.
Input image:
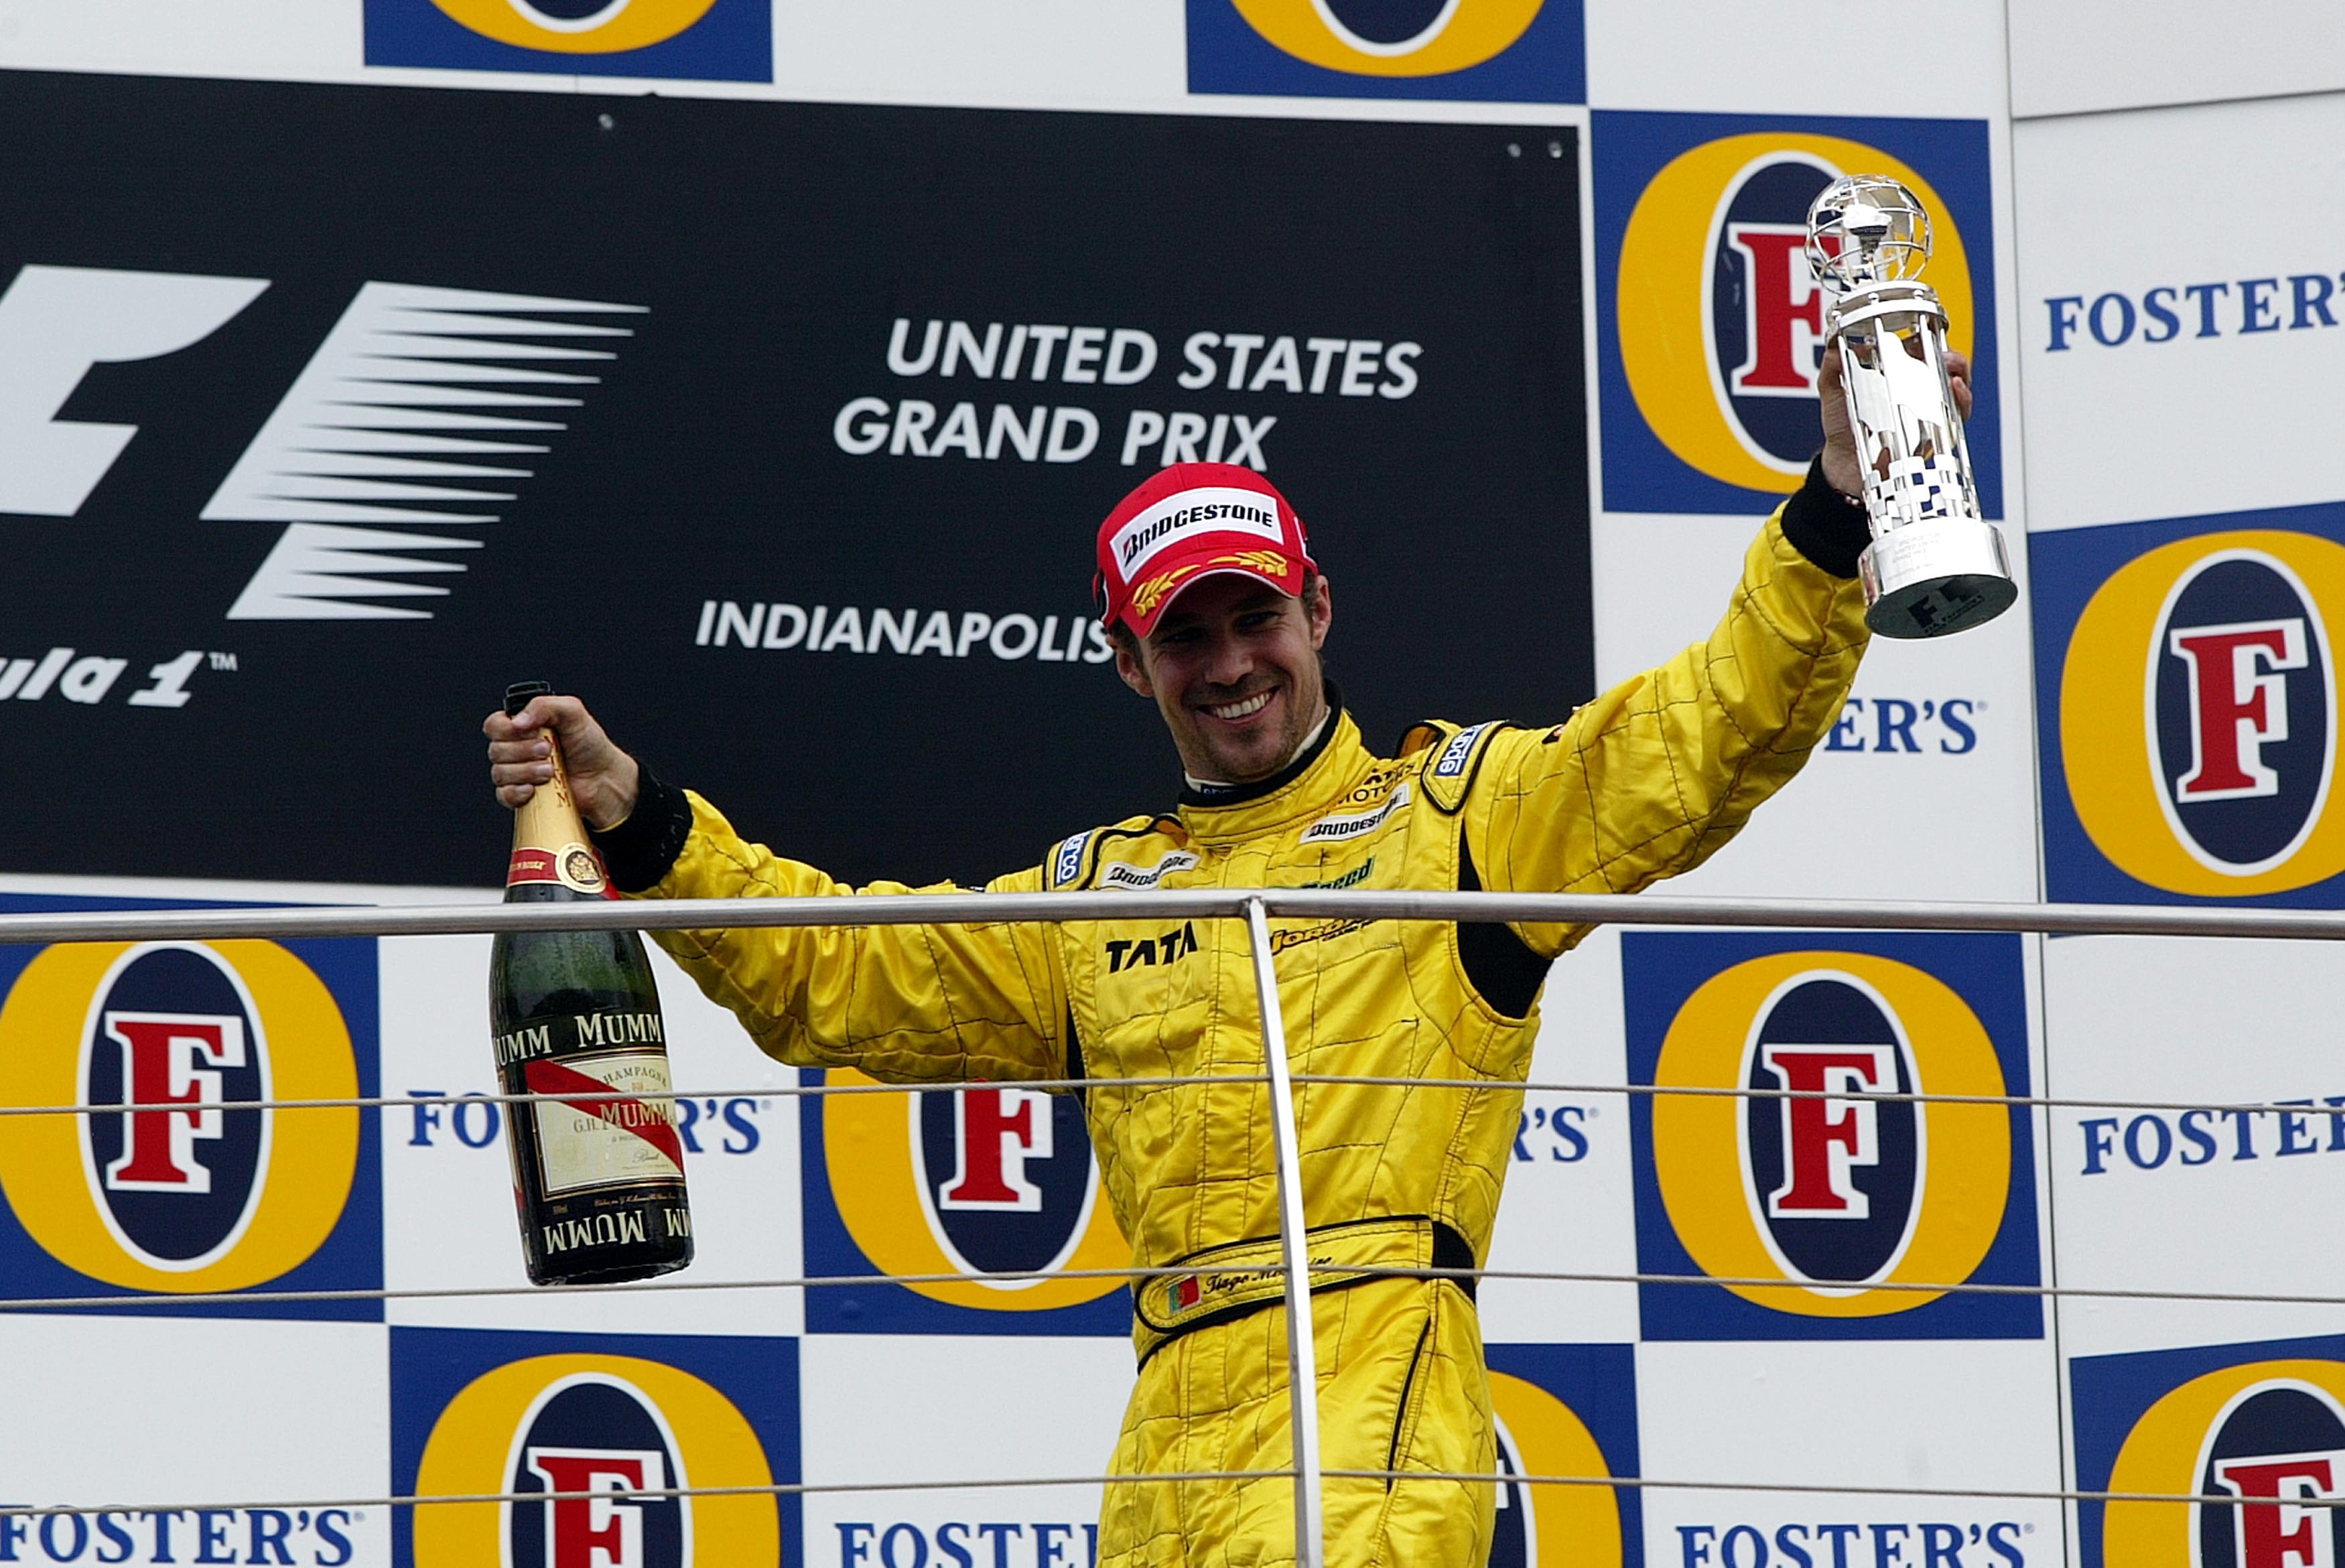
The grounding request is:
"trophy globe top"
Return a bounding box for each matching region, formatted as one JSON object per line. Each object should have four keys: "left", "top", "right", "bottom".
{"left": 1805, "top": 174, "right": 1932, "bottom": 294}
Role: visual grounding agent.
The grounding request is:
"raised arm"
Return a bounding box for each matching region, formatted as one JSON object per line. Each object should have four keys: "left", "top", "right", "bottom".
{"left": 1463, "top": 473, "right": 1871, "bottom": 959}
{"left": 486, "top": 697, "right": 1065, "bottom": 1086}
{"left": 1455, "top": 351, "right": 1974, "bottom": 956}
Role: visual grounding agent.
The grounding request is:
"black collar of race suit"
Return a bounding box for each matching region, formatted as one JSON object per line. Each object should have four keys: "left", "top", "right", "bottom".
{"left": 1176, "top": 682, "right": 1346, "bottom": 810}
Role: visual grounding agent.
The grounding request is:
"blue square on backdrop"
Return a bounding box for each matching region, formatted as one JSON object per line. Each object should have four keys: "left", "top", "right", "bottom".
{"left": 365, "top": 0, "right": 771, "bottom": 82}
{"left": 1591, "top": 109, "right": 2001, "bottom": 518}
{"left": 1186, "top": 0, "right": 1583, "bottom": 103}
{"left": 2031, "top": 502, "right": 2345, "bottom": 910}
{"left": 1620, "top": 930, "right": 2041, "bottom": 1341}
{"left": 1486, "top": 1342, "right": 1644, "bottom": 1565}
{"left": 0, "top": 895, "right": 381, "bottom": 1323}
{"left": 2070, "top": 1330, "right": 2345, "bottom": 1568}
{"left": 391, "top": 1324, "right": 801, "bottom": 1567}
{"left": 799, "top": 1070, "right": 1132, "bottom": 1336}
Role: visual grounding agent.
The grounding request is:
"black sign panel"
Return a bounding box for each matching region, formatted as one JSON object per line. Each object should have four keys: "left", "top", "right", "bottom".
{"left": 0, "top": 70, "right": 1587, "bottom": 888}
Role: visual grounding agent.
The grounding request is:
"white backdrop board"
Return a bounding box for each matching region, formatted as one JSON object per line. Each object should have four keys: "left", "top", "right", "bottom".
{"left": 0, "top": 5, "right": 2334, "bottom": 1567}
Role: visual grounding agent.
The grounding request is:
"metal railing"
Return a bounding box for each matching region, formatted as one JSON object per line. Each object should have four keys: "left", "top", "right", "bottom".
{"left": 9, "top": 886, "right": 2345, "bottom": 944}
{"left": 1, "top": 885, "right": 2337, "bottom": 1563}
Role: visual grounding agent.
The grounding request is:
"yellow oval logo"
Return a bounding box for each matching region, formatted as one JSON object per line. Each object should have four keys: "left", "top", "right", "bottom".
{"left": 1615, "top": 132, "right": 1974, "bottom": 496}
{"left": 823, "top": 1068, "right": 1129, "bottom": 1313}
{"left": 426, "top": 0, "right": 718, "bottom": 54}
{"left": 2062, "top": 529, "right": 2345, "bottom": 898}
{"left": 413, "top": 1352, "right": 778, "bottom": 1565}
{"left": 2102, "top": 1359, "right": 2345, "bottom": 1566}
{"left": 1651, "top": 951, "right": 2008, "bottom": 1317}
{"left": 0, "top": 940, "right": 358, "bottom": 1293}
{"left": 1488, "top": 1370, "right": 1626, "bottom": 1566}
{"left": 1227, "top": 0, "right": 1544, "bottom": 76}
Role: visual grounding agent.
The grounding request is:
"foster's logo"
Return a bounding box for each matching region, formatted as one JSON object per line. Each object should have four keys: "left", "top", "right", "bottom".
{"left": 1185, "top": 0, "right": 1581, "bottom": 103}
{"left": 1740, "top": 971, "right": 1924, "bottom": 1284}
{"left": 2074, "top": 1340, "right": 2345, "bottom": 1568}
{"left": 399, "top": 1332, "right": 789, "bottom": 1567}
{"left": 1223, "top": 0, "right": 1543, "bottom": 75}
{"left": 2055, "top": 527, "right": 2345, "bottom": 900}
{"left": 1484, "top": 1344, "right": 1642, "bottom": 1568}
{"left": 423, "top": 0, "right": 716, "bottom": 52}
{"left": 1595, "top": 114, "right": 1997, "bottom": 516}
{"left": 1624, "top": 933, "right": 2041, "bottom": 1340}
{"left": 364, "top": 0, "right": 769, "bottom": 81}
{"left": 804, "top": 1070, "right": 1130, "bottom": 1331}
{"left": 0, "top": 938, "right": 367, "bottom": 1298}
{"left": 508, "top": 1375, "right": 689, "bottom": 1568}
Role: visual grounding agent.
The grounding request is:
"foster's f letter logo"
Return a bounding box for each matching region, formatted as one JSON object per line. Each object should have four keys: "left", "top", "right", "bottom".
{"left": 404, "top": 1340, "right": 789, "bottom": 1567}
{"left": 100, "top": 1009, "right": 247, "bottom": 1194}
{"left": 805, "top": 1070, "right": 1131, "bottom": 1328}
{"left": 937, "top": 1088, "right": 1052, "bottom": 1211}
{"left": 1761, "top": 1039, "right": 1896, "bottom": 1222}
{"left": 0, "top": 937, "right": 368, "bottom": 1298}
{"left": 1595, "top": 115, "right": 1998, "bottom": 517}
{"left": 1623, "top": 932, "right": 2041, "bottom": 1340}
{"left": 2079, "top": 1348, "right": 2345, "bottom": 1567}
{"left": 2054, "top": 527, "right": 2345, "bottom": 899}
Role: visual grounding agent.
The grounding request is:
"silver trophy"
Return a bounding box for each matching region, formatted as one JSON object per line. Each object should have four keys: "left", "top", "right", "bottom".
{"left": 1806, "top": 175, "right": 2016, "bottom": 639}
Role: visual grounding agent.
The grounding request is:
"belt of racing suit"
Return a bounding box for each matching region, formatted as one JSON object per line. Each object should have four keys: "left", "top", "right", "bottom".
{"left": 1132, "top": 1214, "right": 1477, "bottom": 1367}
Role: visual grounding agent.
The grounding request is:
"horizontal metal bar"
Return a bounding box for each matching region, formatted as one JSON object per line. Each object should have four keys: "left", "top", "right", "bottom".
{"left": 1329, "top": 1470, "right": 2340, "bottom": 1508}
{"left": 0, "top": 1073, "right": 2325, "bottom": 1123}
{"left": 15, "top": 1259, "right": 2345, "bottom": 1315}
{"left": 13, "top": 1066, "right": 2345, "bottom": 1126}
{"left": 0, "top": 1472, "right": 1284, "bottom": 1523}
{"left": 5, "top": 887, "right": 2345, "bottom": 944}
{"left": 1306, "top": 1075, "right": 2345, "bottom": 1121}
{"left": 0, "top": 1467, "right": 2320, "bottom": 1522}
{"left": 0, "top": 1074, "right": 1268, "bottom": 1119}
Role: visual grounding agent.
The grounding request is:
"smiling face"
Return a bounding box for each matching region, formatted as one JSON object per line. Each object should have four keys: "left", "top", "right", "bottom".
{"left": 1114, "top": 571, "right": 1335, "bottom": 784}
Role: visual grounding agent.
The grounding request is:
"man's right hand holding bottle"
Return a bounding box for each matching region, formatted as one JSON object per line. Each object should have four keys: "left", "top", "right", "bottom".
{"left": 484, "top": 693, "right": 642, "bottom": 830}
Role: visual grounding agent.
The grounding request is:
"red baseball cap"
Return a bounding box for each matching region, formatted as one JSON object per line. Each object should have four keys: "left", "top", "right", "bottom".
{"left": 1095, "top": 464, "right": 1316, "bottom": 638}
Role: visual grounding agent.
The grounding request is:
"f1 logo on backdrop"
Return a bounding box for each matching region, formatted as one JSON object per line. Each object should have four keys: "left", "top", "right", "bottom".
{"left": 393, "top": 1328, "right": 795, "bottom": 1567}
{"left": 363, "top": 0, "right": 770, "bottom": 82}
{"left": 1483, "top": 1344, "right": 1644, "bottom": 1568}
{"left": 1185, "top": 0, "right": 1583, "bottom": 103}
{"left": 801, "top": 1070, "right": 1130, "bottom": 1334}
{"left": 2071, "top": 1334, "right": 2345, "bottom": 1568}
{"left": 1592, "top": 111, "right": 2002, "bottom": 517}
{"left": 2039, "top": 513, "right": 2345, "bottom": 904}
{"left": 1621, "top": 932, "right": 2041, "bottom": 1341}
{"left": 0, "top": 264, "right": 638, "bottom": 622}
{"left": 0, "top": 914, "right": 379, "bottom": 1315}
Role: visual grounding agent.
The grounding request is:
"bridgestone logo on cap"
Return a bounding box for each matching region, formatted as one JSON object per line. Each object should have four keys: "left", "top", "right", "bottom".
{"left": 1112, "top": 487, "right": 1284, "bottom": 578}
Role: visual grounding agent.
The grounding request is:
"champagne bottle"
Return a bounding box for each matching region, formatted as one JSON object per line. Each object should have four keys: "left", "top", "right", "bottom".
{"left": 491, "top": 681, "right": 693, "bottom": 1285}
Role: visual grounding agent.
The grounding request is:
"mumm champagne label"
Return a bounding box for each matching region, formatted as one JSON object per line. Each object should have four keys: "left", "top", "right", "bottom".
{"left": 507, "top": 725, "right": 614, "bottom": 898}
{"left": 509, "top": 1009, "right": 684, "bottom": 1197}
{"left": 494, "top": 1010, "right": 667, "bottom": 1069}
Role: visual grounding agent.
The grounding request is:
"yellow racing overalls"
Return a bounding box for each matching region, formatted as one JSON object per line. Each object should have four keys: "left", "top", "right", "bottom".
{"left": 592, "top": 495, "right": 1872, "bottom": 1567}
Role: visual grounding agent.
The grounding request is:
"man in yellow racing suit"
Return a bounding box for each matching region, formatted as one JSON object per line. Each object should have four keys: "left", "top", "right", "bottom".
{"left": 485, "top": 362, "right": 1926, "bottom": 1563}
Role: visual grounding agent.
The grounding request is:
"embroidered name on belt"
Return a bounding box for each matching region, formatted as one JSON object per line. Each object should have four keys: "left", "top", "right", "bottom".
{"left": 1133, "top": 1215, "right": 1443, "bottom": 1363}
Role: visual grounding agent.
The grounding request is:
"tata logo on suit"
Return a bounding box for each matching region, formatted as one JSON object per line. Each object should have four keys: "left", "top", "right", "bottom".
{"left": 2072, "top": 1334, "right": 2345, "bottom": 1568}
{"left": 800, "top": 1070, "right": 1131, "bottom": 1334}
{"left": 1622, "top": 932, "right": 2041, "bottom": 1340}
{"left": 0, "top": 913, "right": 379, "bottom": 1315}
{"left": 2039, "top": 512, "right": 2345, "bottom": 905}
{"left": 1185, "top": 0, "right": 1583, "bottom": 102}
{"left": 1592, "top": 111, "right": 2001, "bottom": 518}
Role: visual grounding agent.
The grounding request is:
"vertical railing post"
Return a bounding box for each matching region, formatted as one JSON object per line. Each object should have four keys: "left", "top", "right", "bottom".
{"left": 1243, "top": 896, "right": 1326, "bottom": 1568}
